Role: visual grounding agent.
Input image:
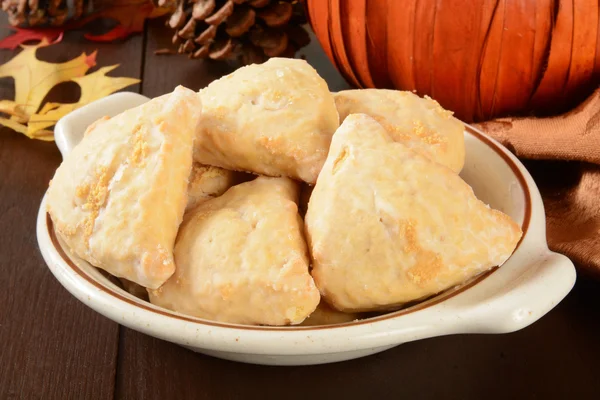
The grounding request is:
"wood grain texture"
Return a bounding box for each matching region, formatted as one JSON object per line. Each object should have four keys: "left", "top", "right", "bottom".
{"left": 141, "top": 18, "right": 239, "bottom": 97}
{"left": 0, "top": 15, "right": 143, "bottom": 399}
{"left": 115, "top": 275, "right": 600, "bottom": 400}
{"left": 0, "top": 131, "right": 119, "bottom": 400}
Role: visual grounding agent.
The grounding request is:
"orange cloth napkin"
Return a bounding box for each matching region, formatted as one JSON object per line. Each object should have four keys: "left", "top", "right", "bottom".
{"left": 474, "top": 89, "right": 600, "bottom": 279}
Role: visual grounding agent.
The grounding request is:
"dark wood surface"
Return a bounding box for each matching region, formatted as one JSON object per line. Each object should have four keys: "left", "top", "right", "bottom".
{"left": 1, "top": 15, "right": 600, "bottom": 400}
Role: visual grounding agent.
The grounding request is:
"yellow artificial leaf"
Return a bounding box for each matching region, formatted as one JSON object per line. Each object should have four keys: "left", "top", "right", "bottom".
{"left": 27, "top": 65, "right": 140, "bottom": 136}
{"left": 38, "top": 102, "right": 61, "bottom": 115}
{"left": 0, "top": 100, "right": 28, "bottom": 122}
{"left": 74, "top": 65, "right": 140, "bottom": 104}
{"left": 0, "top": 100, "right": 17, "bottom": 114}
{"left": 0, "top": 39, "right": 139, "bottom": 141}
{"left": 0, "top": 117, "right": 27, "bottom": 134}
{"left": 27, "top": 108, "right": 78, "bottom": 135}
{"left": 0, "top": 116, "right": 51, "bottom": 141}
{"left": 0, "top": 39, "right": 96, "bottom": 120}
{"left": 30, "top": 129, "right": 54, "bottom": 141}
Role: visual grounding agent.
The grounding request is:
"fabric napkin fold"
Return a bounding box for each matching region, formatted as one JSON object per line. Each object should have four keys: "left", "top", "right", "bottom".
{"left": 474, "top": 89, "right": 600, "bottom": 279}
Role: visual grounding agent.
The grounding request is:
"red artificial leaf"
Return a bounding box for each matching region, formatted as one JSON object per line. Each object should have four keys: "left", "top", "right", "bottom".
{"left": 80, "top": 1, "right": 171, "bottom": 42}
{"left": 84, "top": 24, "right": 130, "bottom": 42}
{"left": 0, "top": 27, "right": 64, "bottom": 50}
{"left": 0, "top": 0, "right": 171, "bottom": 46}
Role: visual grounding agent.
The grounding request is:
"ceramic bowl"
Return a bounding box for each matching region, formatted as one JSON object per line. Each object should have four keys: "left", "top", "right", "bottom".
{"left": 37, "top": 92, "right": 576, "bottom": 366}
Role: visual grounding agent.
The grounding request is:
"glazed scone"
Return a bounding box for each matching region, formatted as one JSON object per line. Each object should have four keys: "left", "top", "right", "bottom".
{"left": 300, "top": 302, "right": 361, "bottom": 326}
{"left": 196, "top": 58, "right": 339, "bottom": 184}
{"left": 305, "top": 114, "right": 522, "bottom": 312}
{"left": 334, "top": 89, "right": 465, "bottom": 172}
{"left": 47, "top": 86, "right": 201, "bottom": 289}
{"left": 186, "top": 162, "right": 236, "bottom": 211}
{"left": 149, "top": 177, "right": 320, "bottom": 325}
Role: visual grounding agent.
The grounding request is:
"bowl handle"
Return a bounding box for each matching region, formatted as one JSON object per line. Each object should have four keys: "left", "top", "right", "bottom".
{"left": 450, "top": 251, "right": 576, "bottom": 334}
{"left": 54, "top": 92, "right": 150, "bottom": 158}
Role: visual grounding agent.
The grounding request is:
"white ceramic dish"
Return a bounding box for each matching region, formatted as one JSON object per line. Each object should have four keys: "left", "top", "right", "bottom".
{"left": 37, "top": 92, "right": 576, "bottom": 366}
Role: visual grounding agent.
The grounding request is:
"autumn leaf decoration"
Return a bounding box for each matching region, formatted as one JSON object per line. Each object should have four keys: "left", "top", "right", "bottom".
{"left": 0, "top": 27, "right": 64, "bottom": 50}
{"left": 0, "top": 39, "right": 139, "bottom": 141}
{"left": 0, "top": 0, "right": 171, "bottom": 48}
{"left": 78, "top": 0, "right": 171, "bottom": 42}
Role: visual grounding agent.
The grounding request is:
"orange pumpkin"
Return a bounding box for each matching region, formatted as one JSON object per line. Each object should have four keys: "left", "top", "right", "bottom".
{"left": 306, "top": 0, "right": 600, "bottom": 122}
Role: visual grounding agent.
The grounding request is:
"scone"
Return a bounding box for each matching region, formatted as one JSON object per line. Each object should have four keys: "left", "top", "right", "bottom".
{"left": 47, "top": 86, "right": 201, "bottom": 289}
{"left": 196, "top": 57, "right": 339, "bottom": 184}
{"left": 186, "top": 162, "right": 236, "bottom": 211}
{"left": 149, "top": 177, "right": 320, "bottom": 325}
{"left": 300, "top": 302, "right": 361, "bottom": 326}
{"left": 334, "top": 89, "right": 465, "bottom": 172}
{"left": 305, "top": 114, "right": 522, "bottom": 312}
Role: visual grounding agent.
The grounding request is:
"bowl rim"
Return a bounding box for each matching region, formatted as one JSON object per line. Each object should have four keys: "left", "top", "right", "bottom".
{"left": 44, "top": 124, "right": 533, "bottom": 331}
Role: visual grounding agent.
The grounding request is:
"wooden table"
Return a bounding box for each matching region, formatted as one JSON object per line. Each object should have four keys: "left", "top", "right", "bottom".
{"left": 1, "top": 16, "right": 600, "bottom": 400}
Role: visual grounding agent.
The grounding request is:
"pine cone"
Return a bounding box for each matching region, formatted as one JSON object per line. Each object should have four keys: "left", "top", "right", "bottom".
{"left": 161, "top": 0, "right": 310, "bottom": 64}
{"left": 1, "top": 0, "right": 94, "bottom": 26}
